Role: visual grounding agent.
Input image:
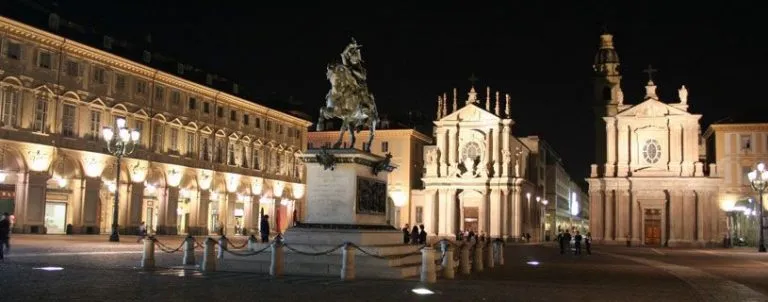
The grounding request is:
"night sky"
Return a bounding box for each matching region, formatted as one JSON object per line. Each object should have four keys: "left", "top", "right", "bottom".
{"left": 6, "top": 1, "right": 765, "bottom": 185}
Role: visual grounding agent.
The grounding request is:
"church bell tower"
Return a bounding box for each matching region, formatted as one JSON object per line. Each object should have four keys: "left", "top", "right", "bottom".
{"left": 592, "top": 31, "right": 622, "bottom": 170}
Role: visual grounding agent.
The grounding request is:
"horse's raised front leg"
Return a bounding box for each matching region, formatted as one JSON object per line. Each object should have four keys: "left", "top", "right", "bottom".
{"left": 348, "top": 123, "right": 357, "bottom": 149}
{"left": 365, "top": 118, "right": 377, "bottom": 153}
{"left": 333, "top": 122, "right": 346, "bottom": 149}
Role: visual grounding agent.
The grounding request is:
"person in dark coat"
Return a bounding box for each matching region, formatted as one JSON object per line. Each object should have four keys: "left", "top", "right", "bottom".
{"left": 585, "top": 232, "right": 592, "bottom": 255}
{"left": 410, "top": 226, "right": 419, "bottom": 244}
{"left": 402, "top": 224, "right": 410, "bottom": 244}
{"left": 419, "top": 224, "right": 427, "bottom": 244}
{"left": 557, "top": 231, "right": 565, "bottom": 254}
{"left": 573, "top": 231, "right": 583, "bottom": 255}
{"left": 0, "top": 212, "right": 10, "bottom": 261}
{"left": 260, "top": 215, "right": 270, "bottom": 243}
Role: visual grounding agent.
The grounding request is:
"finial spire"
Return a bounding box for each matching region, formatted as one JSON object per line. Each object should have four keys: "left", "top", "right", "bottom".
{"left": 494, "top": 91, "right": 500, "bottom": 116}
{"left": 436, "top": 96, "right": 443, "bottom": 119}
{"left": 442, "top": 93, "right": 448, "bottom": 116}
{"left": 505, "top": 94, "right": 511, "bottom": 117}
{"left": 468, "top": 73, "right": 479, "bottom": 86}
{"left": 485, "top": 86, "right": 491, "bottom": 111}
{"left": 467, "top": 87, "right": 478, "bottom": 105}
{"left": 642, "top": 64, "right": 658, "bottom": 84}
{"left": 452, "top": 88, "right": 458, "bottom": 111}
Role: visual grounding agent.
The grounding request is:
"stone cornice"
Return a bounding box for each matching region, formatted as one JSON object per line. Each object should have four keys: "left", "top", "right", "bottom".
{"left": 0, "top": 16, "right": 312, "bottom": 128}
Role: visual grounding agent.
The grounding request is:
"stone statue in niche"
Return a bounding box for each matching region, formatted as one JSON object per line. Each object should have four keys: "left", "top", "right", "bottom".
{"left": 514, "top": 147, "right": 523, "bottom": 176}
{"left": 616, "top": 88, "right": 624, "bottom": 105}
{"left": 678, "top": 85, "right": 688, "bottom": 105}
{"left": 461, "top": 157, "right": 478, "bottom": 178}
{"left": 502, "top": 149, "right": 512, "bottom": 164}
{"left": 425, "top": 148, "right": 437, "bottom": 165}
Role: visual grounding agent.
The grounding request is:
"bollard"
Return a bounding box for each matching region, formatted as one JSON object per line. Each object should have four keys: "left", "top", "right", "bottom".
{"left": 141, "top": 237, "right": 155, "bottom": 269}
{"left": 341, "top": 242, "right": 356, "bottom": 281}
{"left": 486, "top": 241, "right": 494, "bottom": 269}
{"left": 473, "top": 242, "right": 484, "bottom": 272}
{"left": 248, "top": 234, "right": 258, "bottom": 251}
{"left": 420, "top": 246, "right": 437, "bottom": 284}
{"left": 459, "top": 243, "right": 471, "bottom": 275}
{"left": 442, "top": 242, "right": 455, "bottom": 279}
{"left": 494, "top": 240, "right": 505, "bottom": 266}
{"left": 183, "top": 235, "right": 196, "bottom": 265}
{"left": 200, "top": 237, "right": 216, "bottom": 272}
{"left": 218, "top": 235, "right": 227, "bottom": 259}
{"left": 270, "top": 240, "right": 284, "bottom": 277}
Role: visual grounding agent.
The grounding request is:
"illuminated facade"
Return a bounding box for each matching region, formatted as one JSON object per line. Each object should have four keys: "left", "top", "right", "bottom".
{"left": 0, "top": 16, "right": 311, "bottom": 236}
{"left": 306, "top": 128, "right": 432, "bottom": 228}
{"left": 587, "top": 32, "right": 722, "bottom": 247}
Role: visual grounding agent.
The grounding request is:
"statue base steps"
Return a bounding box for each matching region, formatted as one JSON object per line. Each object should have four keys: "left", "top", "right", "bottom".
{"left": 217, "top": 243, "right": 423, "bottom": 279}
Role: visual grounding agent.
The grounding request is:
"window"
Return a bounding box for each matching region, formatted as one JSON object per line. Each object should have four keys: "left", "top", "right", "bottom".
{"left": 93, "top": 67, "right": 106, "bottom": 84}
{"left": 307, "top": 142, "right": 314, "bottom": 149}
{"left": 38, "top": 51, "right": 52, "bottom": 69}
{"left": 740, "top": 134, "right": 752, "bottom": 151}
{"left": 742, "top": 166, "right": 752, "bottom": 185}
{"left": 66, "top": 61, "right": 79, "bottom": 77}
{"left": 253, "top": 149, "right": 261, "bottom": 170}
{"left": 381, "top": 141, "right": 389, "bottom": 153}
{"left": 33, "top": 96, "right": 48, "bottom": 132}
{"left": 201, "top": 137, "right": 210, "bottom": 161}
{"left": 135, "top": 121, "right": 144, "bottom": 145}
{"left": 186, "top": 132, "right": 195, "bottom": 156}
{"left": 241, "top": 145, "right": 248, "bottom": 167}
{"left": 61, "top": 104, "right": 76, "bottom": 137}
{"left": 170, "top": 91, "right": 181, "bottom": 107}
{"left": 230, "top": 110, "right": 237, "bottom": 121}
{"left": 415, "top": 206, "right": 423, "bottom": 224}
{"left": 188, "top": 97, "right": 197, "bottom": 110}
{"left": 266, "top": 120, "right": 272, "bottom": 131}
{"left": 169, "top": 128, "right": 179, "bottom": 151}
{"left": 5, "top": 42, "right": 21, "bottom": 60}
{"left": 0, "top": 87, "right": 20, "bottom": 127}
{"left": 215, "top": 141, "right": 223, "bottom": 163}
{"left": 203, "top": 102, "right": 210, "bottom": 114}
{"left": 115, "top": 75, "right": 126, "bottom": 92}
{"left": 152, "top": 122, "right": 164, "bottom": 152}
{"left": 217, "top": 106, "right": 224, "bottom": 118}
{"left": 228, "top": 142, "right": 236, "bottom": 165}
{"left": 154, "top": 86, "right": 164, "bottom": 102}
{"left": 89, "top": 111, "right": 101, "bottom": 140}
{"left": 243, "top": 114, "right": 249, "bottom": 125}
{"left": 136, "top": 80, "right": 147, "bottom": 94}
{"left": 255, "top": 117, "right": 261, "bottom": 128}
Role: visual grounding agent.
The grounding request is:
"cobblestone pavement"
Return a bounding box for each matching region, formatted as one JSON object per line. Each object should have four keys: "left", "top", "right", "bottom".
{"left": 2, "top": 236, "right": 768, "bottom": 301}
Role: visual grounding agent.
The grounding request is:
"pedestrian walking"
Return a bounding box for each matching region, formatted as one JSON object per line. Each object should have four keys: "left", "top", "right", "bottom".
{"left": 137, "top": 221, "right": 147, "bottom": 243}
{"left": 402, "top": 224, "right": 410, "bottom": 244}
{"left": 260, "top": 215, "right": 270, "bottom": 243}
{"left": 410, "top": 226, "right": 419, "bottom": 245}
{"left": 573, "top": 231, "right": 583, "bottom": 255}
{"left": 0, "top": 212, "right": 11, "bottom": 261}
{"left": 585, "top": 232, "right": 592, "bottom": 255}
{"left": 418, "top": 224, "right": 427, "bottom": 244}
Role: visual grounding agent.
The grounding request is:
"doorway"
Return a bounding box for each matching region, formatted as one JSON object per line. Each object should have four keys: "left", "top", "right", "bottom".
{"left": 44, "top": 202, "right": 67, "bottom": 234}
{"left": 463, "top": 207, "right": 478, "bottom": 232}
{"left": 145, "top": 199, "right": 158, "bottom": 234}
{"left": 644, "top": 208, "right": 662, "bottom": 246}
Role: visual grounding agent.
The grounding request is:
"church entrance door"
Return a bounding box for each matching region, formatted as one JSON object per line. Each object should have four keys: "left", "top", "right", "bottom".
{"left": 644, "top": 208, "right": 662, "bottom": 246}
{"left": 463, "top": 207, "right": 478, "bottom": 233}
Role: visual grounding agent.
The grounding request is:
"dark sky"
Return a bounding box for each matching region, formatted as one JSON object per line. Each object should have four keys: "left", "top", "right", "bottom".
{"left": 12, "top": 1, "right": 765, "bottom": 185}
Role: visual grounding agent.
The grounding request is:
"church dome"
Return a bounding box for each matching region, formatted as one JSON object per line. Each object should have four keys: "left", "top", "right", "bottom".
{"left": 594, "top": 33, "right": 620, "bottom": 65}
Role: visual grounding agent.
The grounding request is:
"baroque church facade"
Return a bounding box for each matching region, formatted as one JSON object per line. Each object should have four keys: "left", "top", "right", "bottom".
{"left": 419, "top": 87, "right": 543, "bottom": 241}
{"left": 587, "top": 33, "right": 723, "bottom": 247}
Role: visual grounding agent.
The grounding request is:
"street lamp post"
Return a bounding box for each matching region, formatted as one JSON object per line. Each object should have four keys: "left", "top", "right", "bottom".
{"left": 102, "top": 118, "right": 140, "bottom": 242}
{"left": 747, "top": 162, "right": 768, "bottom": 253}
{"left": 542, "top": 199, "right": 549, "bottom": 241}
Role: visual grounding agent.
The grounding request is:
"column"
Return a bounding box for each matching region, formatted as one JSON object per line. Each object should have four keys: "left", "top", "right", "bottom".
{"left": 669, "top": 124, "right": 682, "bottom": 173}
{"left": 668, "top": 190, "right": 683, "bottom": 246}
{"left": 157, "top": 186, "right": 179, "bottom": 235}
{"left": 437, "top": 129, "right": 448, "bottom": 176}
{"left": 616, "top": 191, "right": 629, "bottom": 242}
{"left": 502, "top": 125, "right": 510, "bottom": 177}
{"left": 19, "top": 172, "right": 49, "bottom": 233}
{"left": 447, "top": 128, "right": 457, "bottom": 170}
{"left": 479, "top": 189, "right": 490, "bottom": 235}
{"left": 617, "top": 123, "right": 629, "bottom": 176}
{"left": 511, "top": 187, "right": 521, "bottom": 241}
{"left": 492, "top": 128, "right": 500, "bottom": 177}
{"left": 605, "top": 190, "right": 614, "bottom": 241}
{"left": 501, "top": 189, "right": 510, "bottom": 240}
{"left": 80, "top": 177, "right": 101, "bottom": 234}
{"left": 695, "top": 190, "right": 704, "bottom": 243}
{"left": 190, "top": 189, "right": 210, "bottom": 235}
{"left": 423, "top": 189, "right": 437, "bottom": 236}
{"left": 682, "top": 190, "right": 695, "bottom": 241}
{"left": 631, "top": 191, "right": 641, "bottom": 245}
{"left": 489, "top": 189, "right": 502, "bottom": 239}
{"left": 605, "top": 121, "right": 616, "bottom": 177}
{"left": 589, "top": 190, "right": 604, "bottom": 242}
{"left": 628, "top": 130, "right": 638, "bottom": 173}
{"left": 126, "top": 182, "right": 144, "bottom": 234}
{"left": 682, "top": 125, "right": 696, "bottom": 176}
{"left": 444, "top": 189, "right": 457, "bottom": 237}
{"left": 226, "top": 192, "right": 237, "bottom": 235}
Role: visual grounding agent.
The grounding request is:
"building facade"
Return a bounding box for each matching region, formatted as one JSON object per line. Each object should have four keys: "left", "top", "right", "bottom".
{"left": 703, "top": 123, "right": 768, "bottom": 245}
{"left": 419, "top": 86, "right": 541, "bottom": 242}
{"left": 0, "top": 17, "right": 311, "bottom": 236}
{"left": 306, "top": 127, "right": 433, "bottom": 228}
{"left": 587, "top": 32, "right": 722, "bottom": 247}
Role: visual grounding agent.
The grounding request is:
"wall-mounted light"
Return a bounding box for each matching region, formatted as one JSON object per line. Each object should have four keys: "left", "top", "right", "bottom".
{"left": 210, "top": 191, "right": 219, "bottom": 201}
{"left": 225, "top": 174, "right": 239, "bottom": 193}
{"left": 292, "top": 183, "right": 304, "bottom": 199}
{"left": 390, "top": 188, "right": 407, "bottom": 208}
{"left": 107, "top": 182, "right": 117, "bottom": 193}
{"left": 54, "top": 176, "right": 67, "bottom": 188}
{"left": 273, "top": 181, "right": 285, "bottom": 198}
{"left": 251, "top": 177, "right": 263, "bottom": 195}
{"left": 167, "top": 168, "right": 182, "bottom": 187}
{"left": 0, "top": 171, "right": 7, "bottom": 183}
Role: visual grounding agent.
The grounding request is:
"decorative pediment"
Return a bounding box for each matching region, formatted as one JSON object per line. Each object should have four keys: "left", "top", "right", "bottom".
{"left": 200, "top": 126, "right": 213, "bottom": 134}
{"left": 32, "top": 84, "right": 55, "bottom": 95}
{"left": 214, "top": 129, "right": 227, "bottom": 137}
{"left": 241, "top": 135, "right": 251, "bottom": 143}
{"left": 440, "top": 103, "right": 500, "bottom": 123}
{"left": 254, "top": 138, "right": 263, "bottom": 146}
{"left": 169, "top": 118, "right": 184, "bottom": 127}
{"left": 88, "top": 98, "right": 107, "bottom": 108}
{"left": 133, "top": 109, "right": 150, "bottom": 118}
{"left": 152, "top": 113, "right": 167, "bottom": 122}
{"left": 617, "top": 99, "right": 689, "bottom": 118}
{"left": 228, "top": 132, "right": 239, "bottom": 140}
{"left": 111, "top": 103, "right": 129, "bottom": 113}
{"left": 61, "top": 91, "right": 81, "bottom": 102}
{"left": 1, "top": 76, "right": 23, "bottom": 86}
{"left": 185, "top": 122, "right": 199, "bottom": 131}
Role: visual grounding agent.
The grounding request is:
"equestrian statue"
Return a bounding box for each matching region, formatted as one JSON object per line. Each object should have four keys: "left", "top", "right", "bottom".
{"left": 318, "top": 38, "right": 379, "bottom": 153}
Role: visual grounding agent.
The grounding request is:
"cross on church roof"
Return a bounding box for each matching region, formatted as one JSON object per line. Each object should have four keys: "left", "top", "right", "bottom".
{"left": 468, "top": 73, "right": 479, "bottom": 86}
{"left": 643, "top": 64, "right": 658, "bottom": 82}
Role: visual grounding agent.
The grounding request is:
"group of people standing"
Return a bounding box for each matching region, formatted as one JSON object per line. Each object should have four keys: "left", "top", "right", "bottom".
{"left": 402, "top": 224, "right": 427, "bottom": 244}
{"left": 557, "top": 230, "right": 591, "bottom": 255}
{"left": 0, "top": 212, "right": 11, "bottom": 261}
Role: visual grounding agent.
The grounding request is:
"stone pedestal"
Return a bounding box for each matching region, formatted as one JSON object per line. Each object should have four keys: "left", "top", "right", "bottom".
{"left": 284, "top": 149, "right": 400, "bottom": 246}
